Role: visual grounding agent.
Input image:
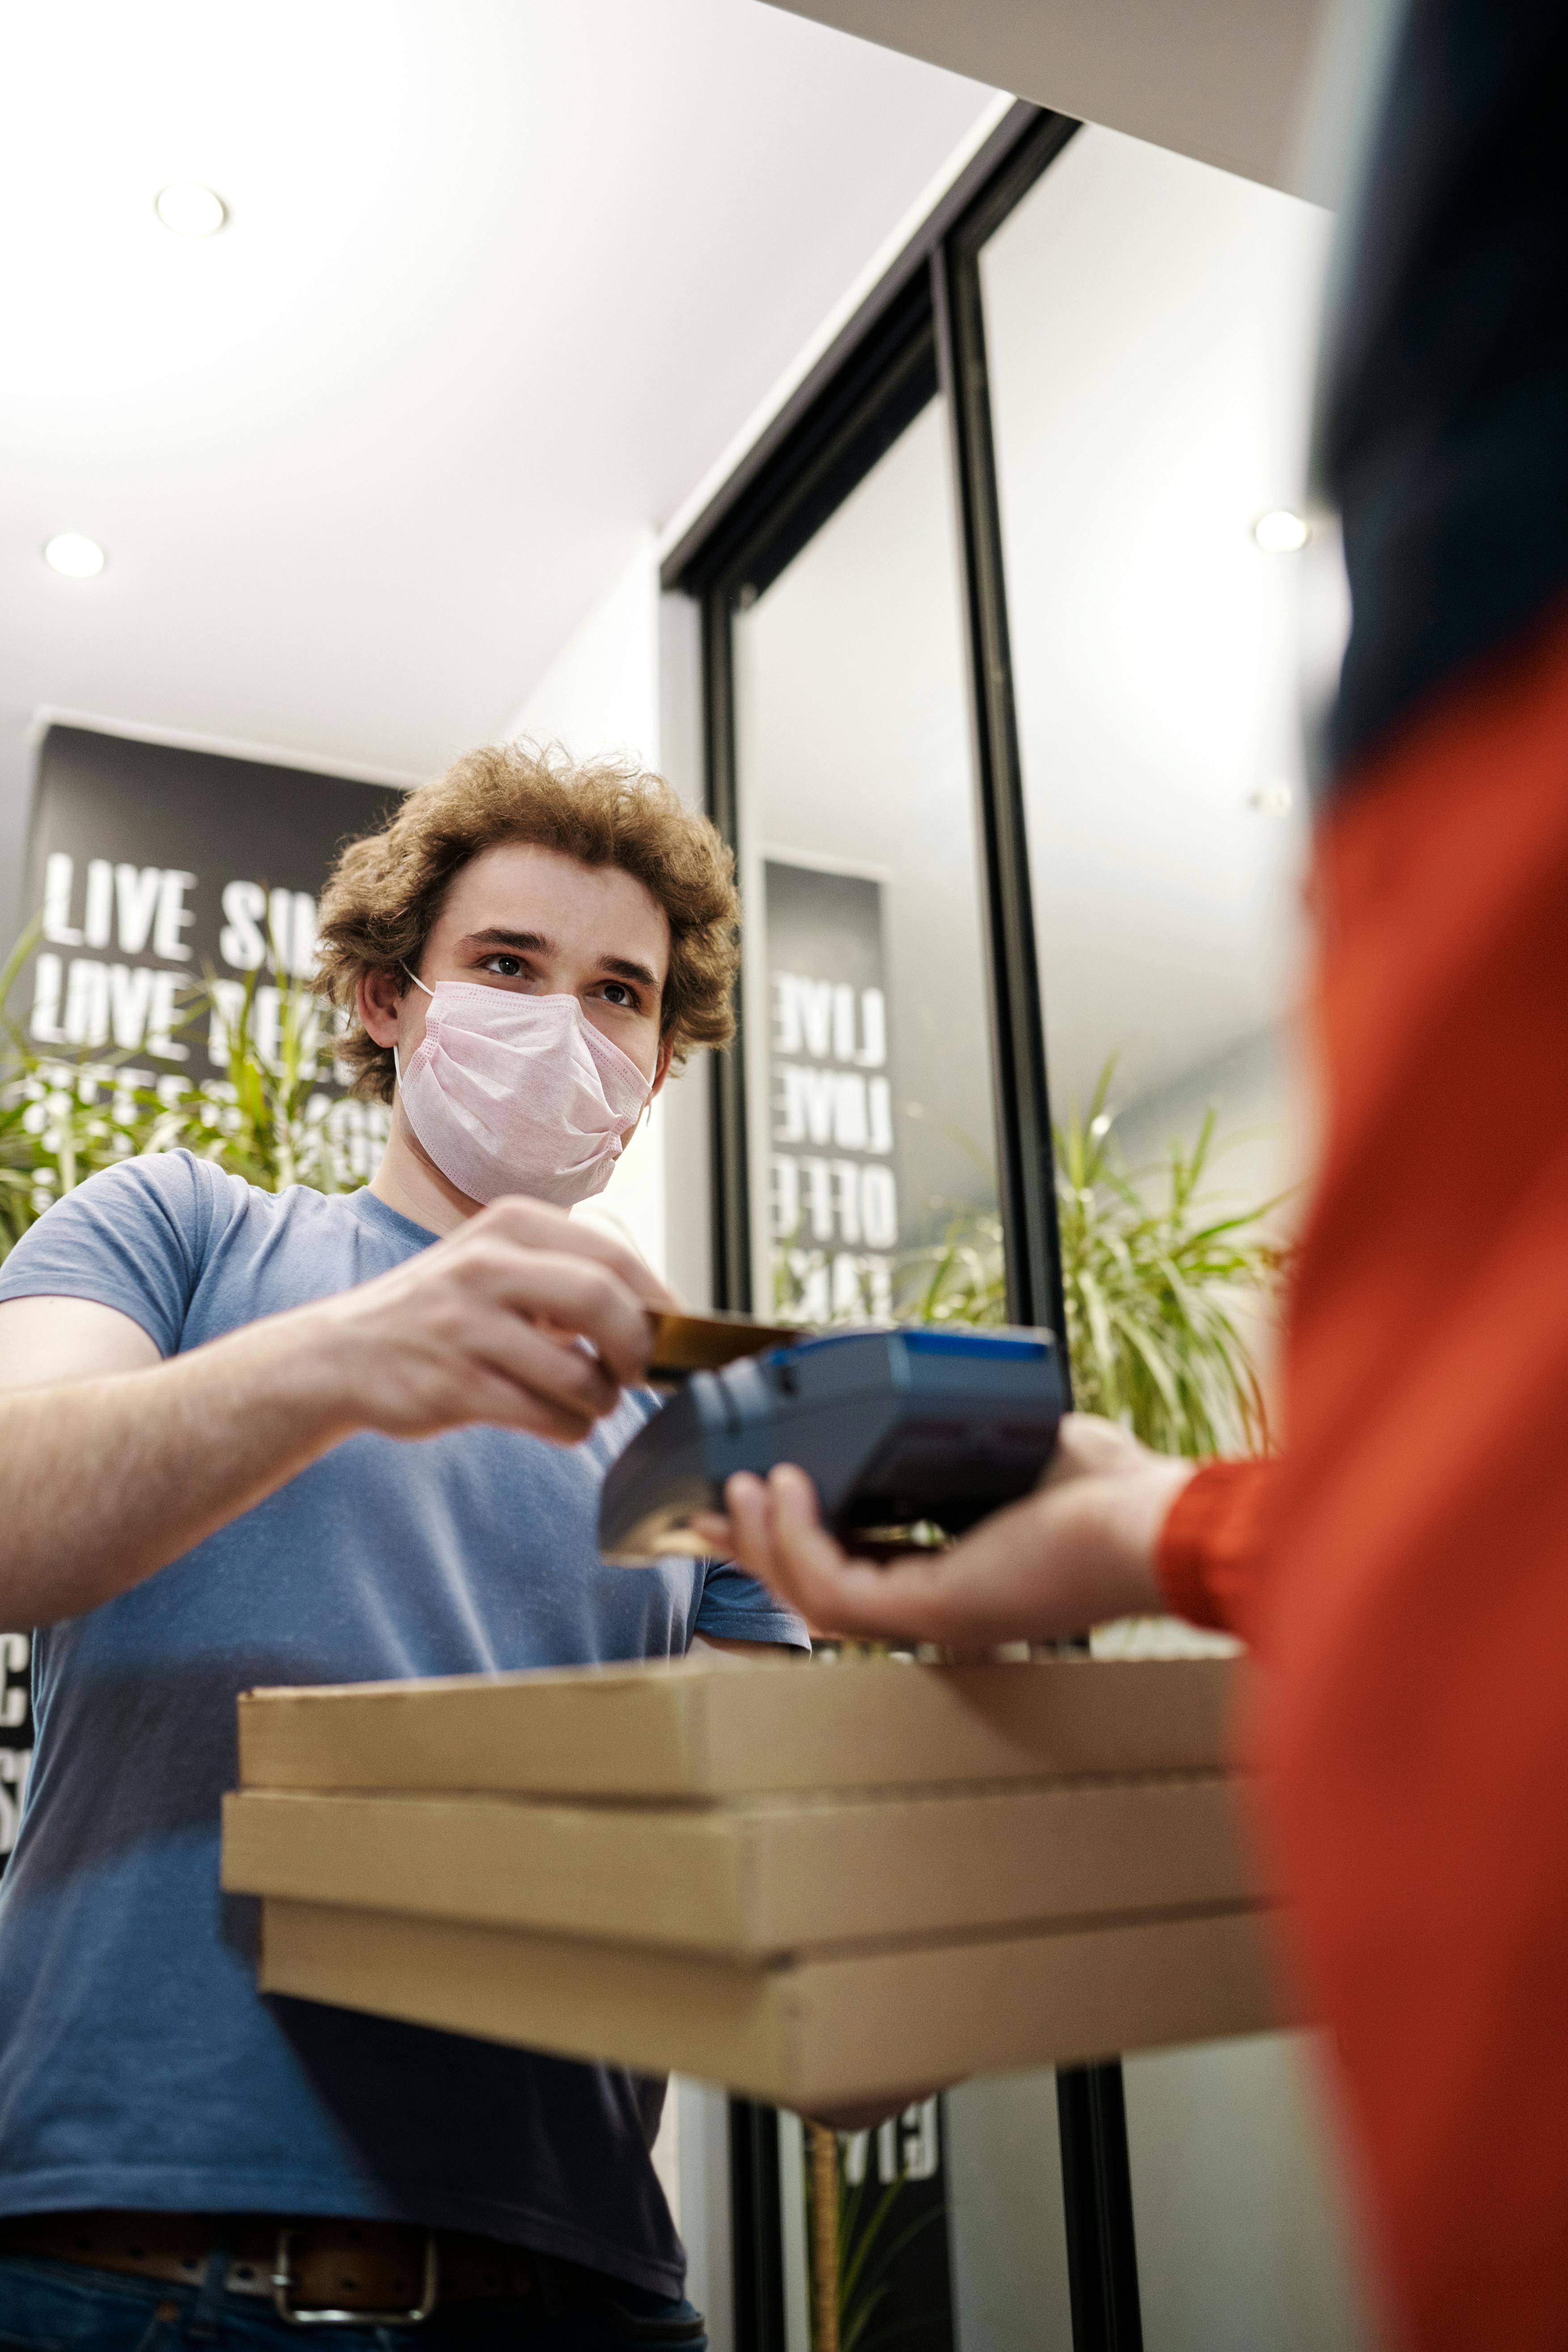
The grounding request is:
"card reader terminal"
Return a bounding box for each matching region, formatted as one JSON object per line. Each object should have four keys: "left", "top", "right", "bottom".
{"left": 600, "top": 1324, "right": 1066, "bottom": 1565}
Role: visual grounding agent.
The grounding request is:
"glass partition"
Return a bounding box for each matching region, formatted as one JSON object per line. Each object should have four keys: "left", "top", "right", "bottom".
{"left": 676, "top": 102, "right": 1377, "bottom": 2352}
{"left": 729, "top": 389, "right": 1078, "bottom": 2349}
{"left": 731, "top": 397, "right": 1004, "bottom": 1334}
{"left": 980, "top": 126, "right": 1369, "bottom": 2350}
{"left": 981, "top": 124, "right": 1325, "bottom": 1370}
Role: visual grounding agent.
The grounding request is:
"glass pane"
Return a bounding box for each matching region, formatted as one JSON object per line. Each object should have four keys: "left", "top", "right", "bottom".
{"left": 981, "top": 127, "right": 1371, "bottom": 2349}
{"left": 731, "top": 395, "right": 1070, "bottom": 2348}
{"left": 732, "top": 396, "right": 1003, "bottom": 1333}
{"left": 981, "top": 125, "right": 1329, "bottom": 1457}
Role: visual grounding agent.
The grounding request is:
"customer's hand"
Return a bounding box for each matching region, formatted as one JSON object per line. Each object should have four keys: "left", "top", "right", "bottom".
{"left": 306, "top": 1196, "right": 677, "bottom": 1447}
{"left": 693, "top": 1414, "right": 1193, "bottom": 1645}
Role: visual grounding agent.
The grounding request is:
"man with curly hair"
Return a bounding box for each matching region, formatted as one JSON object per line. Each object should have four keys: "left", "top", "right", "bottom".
{"left": 0, "top": 744, "right": 806, "bottom": 2349}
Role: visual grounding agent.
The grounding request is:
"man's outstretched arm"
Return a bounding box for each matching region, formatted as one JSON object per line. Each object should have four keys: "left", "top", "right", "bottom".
{"left": 0, "top": 1193, "right": 673, "bottom": 1629}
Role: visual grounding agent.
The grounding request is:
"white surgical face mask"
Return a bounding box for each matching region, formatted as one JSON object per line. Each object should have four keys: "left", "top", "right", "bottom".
{"left": 393, "top": 973, "right": 653, "bottom": 1208}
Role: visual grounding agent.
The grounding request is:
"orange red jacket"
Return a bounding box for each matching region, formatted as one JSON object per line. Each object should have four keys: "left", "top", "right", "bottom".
{"left": 1154, "top": 602, "right": 1568, "bottom": 2349}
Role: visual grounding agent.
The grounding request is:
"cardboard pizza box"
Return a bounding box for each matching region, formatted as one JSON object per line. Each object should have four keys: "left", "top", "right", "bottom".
{"left": 223, "top": 1772, "right": 1264, "bottom": 1956}
{"left": 237, "top": 1653, "right": 1237, "bottom": 1801}
{"left": 257, "top": 1895, "right": 1286, "bottom": 2110}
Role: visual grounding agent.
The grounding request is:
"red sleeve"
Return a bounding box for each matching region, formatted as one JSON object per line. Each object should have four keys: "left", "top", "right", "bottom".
{"left": 1154, "top": 1458, "right": 1274, "bottom": 1638}
{"left": 1241, "top": 599, "right": 1568, "bottom": 2352}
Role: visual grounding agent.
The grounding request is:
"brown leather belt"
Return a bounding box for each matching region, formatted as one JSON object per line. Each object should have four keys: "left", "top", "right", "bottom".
{"left": 0, "top": 2212, "right": 543, "bottom": 2327}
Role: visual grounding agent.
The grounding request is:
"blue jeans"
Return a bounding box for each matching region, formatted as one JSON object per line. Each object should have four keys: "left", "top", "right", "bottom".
{"left": 0, "top": 2255, "right": 707, "bottom": 2352}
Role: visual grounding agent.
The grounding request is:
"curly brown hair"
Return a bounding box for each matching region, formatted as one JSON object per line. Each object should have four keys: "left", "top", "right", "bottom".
{"left": 314, "top": 741, "right": 739, "bottom": 1103}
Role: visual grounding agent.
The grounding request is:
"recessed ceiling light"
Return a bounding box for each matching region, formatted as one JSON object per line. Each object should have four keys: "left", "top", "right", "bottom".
{"left": 1254, "top": 508, "right": 1310, "bottom": 554}
{"left": 1248, "top": 779, "right": 1294, "bottom": 816}
{"left": 44, "top": 533, "right": 106, "bottom": 578}
{"left": 155, "top": 182, "right": 227, "bottom": 237}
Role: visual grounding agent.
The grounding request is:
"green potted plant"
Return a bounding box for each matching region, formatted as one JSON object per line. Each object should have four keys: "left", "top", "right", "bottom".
{"left": 898, "top": 1059, "right": 1288, "bottom": 1457}
{"left": 0, "top": 942, "right": 384, "bottom": 1266}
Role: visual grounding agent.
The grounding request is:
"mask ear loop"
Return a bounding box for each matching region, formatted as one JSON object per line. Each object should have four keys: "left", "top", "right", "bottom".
{"left": 391, "top": 964, "right": 433, "bottom": 1087}
{"left": 626, "top": 1032, "right": 669, "bottom": 1141}
{"left": 634, "top": 1030, "right": 673, "bottom": 1137}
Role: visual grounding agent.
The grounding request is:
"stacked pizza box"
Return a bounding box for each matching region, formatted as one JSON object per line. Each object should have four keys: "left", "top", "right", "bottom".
{"left": 222, "top": 1652, "right": 1284, "bottom": 2110}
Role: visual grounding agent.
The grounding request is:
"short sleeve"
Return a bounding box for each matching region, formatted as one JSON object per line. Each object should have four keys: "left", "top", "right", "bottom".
{"left": 0, "top": 1151, "right": 222, "bottom": 1358}
{"left": 694, "top": 1557, "right": 811, "bottom": 1652}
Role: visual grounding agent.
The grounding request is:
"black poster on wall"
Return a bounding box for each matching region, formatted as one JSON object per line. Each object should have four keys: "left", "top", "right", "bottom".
{"left": 828, "top": 2098, "right": 955, "bottom": 2352}
{"left": 764, "top": 858, "right": 903, "bottom": 1325}
{"left": 0, "top": 726, "right": 405, "bottom": 1878}
{"left": 21, "top": 725, "right": 403, "bottom": 1078}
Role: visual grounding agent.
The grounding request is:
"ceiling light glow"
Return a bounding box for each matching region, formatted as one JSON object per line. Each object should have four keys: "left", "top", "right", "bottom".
{"left": 155, "top": 182, "right": 227, "bottom": 237}
{"left": 44, "top": 533, "right": 106, "bottom": 579}
{"left": 1248, "top": 779, "right": 1294, "bottom": 816}
{"left": 1254, "top": 508, "right": 1310, "bottom": 554}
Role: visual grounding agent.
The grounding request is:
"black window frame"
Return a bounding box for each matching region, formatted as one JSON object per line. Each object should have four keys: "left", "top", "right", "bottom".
{"left": 663, "top": 100, "right": 1143, "bottom": 2352}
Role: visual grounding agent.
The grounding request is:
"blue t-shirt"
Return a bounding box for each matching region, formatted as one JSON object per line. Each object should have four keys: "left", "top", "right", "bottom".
{"left": 0, "top": 1151, "right": 806, "bottom": 2293}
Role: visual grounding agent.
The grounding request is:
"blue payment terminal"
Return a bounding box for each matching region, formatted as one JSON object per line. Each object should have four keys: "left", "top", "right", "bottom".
{"left": 598, "top": 1324, "right": 1065, "bottom": 1566}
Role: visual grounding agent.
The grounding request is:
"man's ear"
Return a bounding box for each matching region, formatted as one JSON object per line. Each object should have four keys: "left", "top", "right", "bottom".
{"left": 359, "top": 966, "right": 405, "bottom": 1049}
{"left": 649, "top": 1035, "right": 676, "bottom": 1099}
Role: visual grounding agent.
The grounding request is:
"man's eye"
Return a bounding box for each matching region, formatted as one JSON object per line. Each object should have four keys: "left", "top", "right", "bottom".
{"left": 482, "top": 954, "right": 525, "bottom": 978}
{"left": 602, "top": 982, "right": 634, "bottom": 1007}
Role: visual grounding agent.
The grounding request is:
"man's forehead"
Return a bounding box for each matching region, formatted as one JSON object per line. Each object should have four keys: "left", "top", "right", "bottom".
{"left": 443, "top": 843, "right": 669, "bottom": 974}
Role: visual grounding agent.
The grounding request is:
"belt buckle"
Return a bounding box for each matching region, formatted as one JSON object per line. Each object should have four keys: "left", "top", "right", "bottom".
{"left": 271, "top": 2228, "right": 439, "bottom": 2328}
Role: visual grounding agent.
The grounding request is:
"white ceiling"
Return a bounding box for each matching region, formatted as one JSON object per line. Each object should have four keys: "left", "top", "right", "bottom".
{"left": 766, "top": 0, "right": 1333, "bottom": 199}
{"left": 0, "top": 0, "right": 995, "bottom": 921}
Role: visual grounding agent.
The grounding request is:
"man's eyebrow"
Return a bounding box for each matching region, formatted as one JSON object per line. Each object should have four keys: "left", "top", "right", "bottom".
{"left": 461, "top": 930, "right": 662, "bottom": 995}
{"left": 461, "top": 927, "right": 553, "bottom": 954}
{"left": 600, "top": 955, "right": 662, "bottom": 994}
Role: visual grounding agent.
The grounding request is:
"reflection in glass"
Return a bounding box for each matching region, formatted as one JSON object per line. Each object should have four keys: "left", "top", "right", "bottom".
{"left": 732, "top": 399, "right": 1003, "bottom": 1331}
{"left": 983, "top": 124, "right": 1336, "bottom": 1454}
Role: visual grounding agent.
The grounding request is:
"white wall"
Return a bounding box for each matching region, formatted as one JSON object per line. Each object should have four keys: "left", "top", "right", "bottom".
{"left": 507, "top": 537, "right": 662, "bottom": 769}
{"left": 503, "top": 536, "right": 714, "bottom": 1310}
{"left": 947, "top": 2070, "right": 1074, "bottom": 2347}
{"left": 1125, "top": 2032, "right": 1377, "bottom": 2352}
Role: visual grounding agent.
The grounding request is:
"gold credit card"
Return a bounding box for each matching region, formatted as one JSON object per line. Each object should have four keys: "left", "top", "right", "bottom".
{"left": 646, "top": 1309, "right": 803, "bottom": 1380}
